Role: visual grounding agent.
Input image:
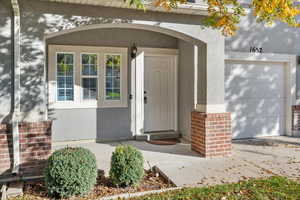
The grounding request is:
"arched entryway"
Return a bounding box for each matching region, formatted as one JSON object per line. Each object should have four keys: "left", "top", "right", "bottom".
{"left": 45, "top": 22, "right": 229, "bottom": 158}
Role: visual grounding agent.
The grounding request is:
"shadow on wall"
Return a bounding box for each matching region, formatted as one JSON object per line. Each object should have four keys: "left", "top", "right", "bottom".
{"left": 0, "top": 158, "right": 47, "bottom": 179}
{"left": 16, "top": 0, "right": 204, "bottom": 123}
{"left": 225, "top": 12, "right": 298, "bottom": 54}
{"left": 225, "top": 13, "right": 300, "bottom": 139}
{"left": 225, "top": 60, "right": 286, "bottom": 139}
{"left": 0, "top": 9, "right": 13, "bottom": 123}
{"left": 18, "top": 0, "right": 131, "bottom": 122}
{"left": 225, "top": 14, "right": 300, "bottom": 138}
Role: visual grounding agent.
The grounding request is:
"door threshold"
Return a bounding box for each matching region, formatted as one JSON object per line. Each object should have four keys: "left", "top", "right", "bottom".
{"left": 145, "top": 130, "right": 177, "bottom": 134}
{"left": 136, "top": 131, "right": 181, "bottom": 141}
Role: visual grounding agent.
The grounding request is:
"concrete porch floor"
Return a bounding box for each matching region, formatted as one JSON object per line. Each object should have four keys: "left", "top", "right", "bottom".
{"left": 53, "top": 136, "right": 300, "bottom": 187}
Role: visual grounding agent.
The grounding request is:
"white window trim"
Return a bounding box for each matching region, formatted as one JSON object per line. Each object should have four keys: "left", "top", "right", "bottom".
{"left": 80, "top": 52, "right": 100, "bottom": 102}
{"left": 55, "top": 52, "right": 76, "bottom": 103}
{"left": 48, "top": 45, "right": 128, "bottom": 109}
{"left": 99, "top": 50, "right": 128, "bottom": 108}
{"left": 101, "top": 53, "right": 124, "bottom": 107}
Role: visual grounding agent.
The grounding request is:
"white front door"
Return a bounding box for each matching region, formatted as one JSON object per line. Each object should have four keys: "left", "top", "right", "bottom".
{"left": 144, "top": 55, "right": 176, "bottom": 132}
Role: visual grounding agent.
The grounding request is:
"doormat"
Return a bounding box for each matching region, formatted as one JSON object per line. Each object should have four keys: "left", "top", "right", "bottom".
{"left": 147, "top": 138, "right": 180, "bottom": 145}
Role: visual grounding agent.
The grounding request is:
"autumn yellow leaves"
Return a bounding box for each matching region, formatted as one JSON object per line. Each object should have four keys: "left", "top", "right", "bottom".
{"left": 205, "top": 0, "right": 246, "bottom": 36}
{"left": 252, "top": 0, "right": 300, "bottom": 28}
{"left": 124, "top": 0, "right": 300, "bottom": 36}
{"left": 206, "top": 0, "right": 300, "bottom": 36}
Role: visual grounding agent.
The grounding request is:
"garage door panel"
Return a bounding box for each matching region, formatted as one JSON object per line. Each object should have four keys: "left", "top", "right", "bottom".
{"left": 225, "top": 60, "right": 286, "bottom": 139}
{"left": 232, "top": 115, "right": 286, "bottom": 139}
{"left": 225, "top": 77, "right": 285, "bottom": 99}
{"left": 226, "top": 62, "right": 284, "bottom": 79}
{"left": 226, "top": 98, "right": 286, "bottom": 118}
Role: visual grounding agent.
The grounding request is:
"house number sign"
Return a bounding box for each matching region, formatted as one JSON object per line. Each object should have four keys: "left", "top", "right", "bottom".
{"left": 250, "top": 46, "right": 263, "bottom": 53}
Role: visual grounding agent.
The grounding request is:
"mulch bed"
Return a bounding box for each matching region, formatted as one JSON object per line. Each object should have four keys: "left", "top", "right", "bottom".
{"left": 9, "top": 170, "right": 173, "bottom": 200}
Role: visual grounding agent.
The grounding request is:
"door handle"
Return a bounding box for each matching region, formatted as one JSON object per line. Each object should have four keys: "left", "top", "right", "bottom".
{"left": 144, "top": 91, "right": 147, "bottom": 104}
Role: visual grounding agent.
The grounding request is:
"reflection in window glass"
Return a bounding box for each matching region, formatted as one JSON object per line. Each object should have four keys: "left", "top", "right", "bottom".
{"left": 82, "top": 78, "right": 97, "bottom": 100}
{"left": 105, "top": 55, "right": 121, "bottom": 100}
{"left": 57, "top": 53, "right": 74, "bottom": 101}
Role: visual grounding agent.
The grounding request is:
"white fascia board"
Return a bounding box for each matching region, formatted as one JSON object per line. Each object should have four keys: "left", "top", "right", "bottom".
{"left": 42, "top": 0, "right": 209, "bottom": 15}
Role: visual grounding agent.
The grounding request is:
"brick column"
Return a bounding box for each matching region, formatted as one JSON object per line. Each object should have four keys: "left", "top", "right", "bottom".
{"left": 191, "top": 111, "right": 231, "bottom": 157}
{"left": 0, "top": 124, "right": 12, "bottom": 175}
{"left": 292, "top": 106, "right": 300, "bottom": 136}
{"left": 0, "top": 121, "right": 52, "bottom": 178}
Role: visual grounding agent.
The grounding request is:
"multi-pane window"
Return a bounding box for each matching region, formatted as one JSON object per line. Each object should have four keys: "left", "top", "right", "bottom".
{"left": 81, "top": 54, "right": 98, "bottom": 100}
{"left": 49, "top": 45, "right": 128, "bottom": 108}
{"left": 57, "top": 53, "right": 74, "bottom": 101}
{"left": 105, "top": 55, "right": 121, "bottom": 100}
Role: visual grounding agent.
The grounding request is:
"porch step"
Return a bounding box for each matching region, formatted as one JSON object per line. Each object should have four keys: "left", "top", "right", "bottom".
{"left": 136, "top": 131, "right": 181, "bottom": 141}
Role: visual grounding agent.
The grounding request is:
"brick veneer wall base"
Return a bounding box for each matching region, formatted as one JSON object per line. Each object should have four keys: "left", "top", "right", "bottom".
{"left": 0, "top": 121, "right": 52, "bottom": 178}
{"left": 191, "top": 111, "right": 231, "bottom": 157}
{"left": 292, "top": 105, "right": 300, "bottom": 131}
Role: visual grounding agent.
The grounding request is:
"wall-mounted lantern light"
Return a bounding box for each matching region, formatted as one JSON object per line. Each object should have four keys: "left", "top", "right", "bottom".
{"left": 131, "top": 43, "right": 137, "bottom": 58}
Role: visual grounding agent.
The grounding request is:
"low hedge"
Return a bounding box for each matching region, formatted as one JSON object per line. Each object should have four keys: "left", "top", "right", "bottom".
{"left": 44, "top": 147, "right": 97, "bottom": 198}
{"left": 109, "top": 145, "right": 144, "bottom": 187}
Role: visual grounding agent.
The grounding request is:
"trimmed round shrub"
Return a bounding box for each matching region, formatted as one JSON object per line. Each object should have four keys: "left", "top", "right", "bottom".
{"left": 109, "top": 145, "right": 144, "bottom": 187}
{"left": 44, "top": 147, "right": 97, "bottom": 198}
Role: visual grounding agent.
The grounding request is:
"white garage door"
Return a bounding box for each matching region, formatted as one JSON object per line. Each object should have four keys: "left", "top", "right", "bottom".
{"left": 225, "top": 60, "right": 287, "bottom": 139}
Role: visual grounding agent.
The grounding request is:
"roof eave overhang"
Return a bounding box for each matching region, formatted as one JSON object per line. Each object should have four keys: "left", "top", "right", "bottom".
{"left": 42, "top": 0, "right": 209, "bottom": 16}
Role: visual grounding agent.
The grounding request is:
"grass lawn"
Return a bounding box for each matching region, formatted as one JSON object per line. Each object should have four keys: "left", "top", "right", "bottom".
{"left": 130, "top": 176, "right": 300, "bottom": 200}
{"left": 9, "top": 176, "right": 300, "bottom": 200}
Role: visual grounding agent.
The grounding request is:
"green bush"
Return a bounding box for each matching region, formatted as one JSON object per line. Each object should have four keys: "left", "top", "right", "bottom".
{"left": 109, "top": 145, "right": 144, "bottom": 187}
{"left": 44, "top": 147, "right": 97, "bottom": 198}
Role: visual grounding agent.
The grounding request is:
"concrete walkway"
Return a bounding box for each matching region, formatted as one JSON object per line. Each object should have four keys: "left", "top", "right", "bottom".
{"left": 53, "top": 136, "right": 300, "bottom": 187}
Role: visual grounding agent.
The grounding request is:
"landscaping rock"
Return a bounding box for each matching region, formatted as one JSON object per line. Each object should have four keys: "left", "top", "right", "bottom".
{"left": 6, "top": 182, "right": 23, "bottom": 198}
{"left": 1, "top": 184, "right": 7, "bottom": 200}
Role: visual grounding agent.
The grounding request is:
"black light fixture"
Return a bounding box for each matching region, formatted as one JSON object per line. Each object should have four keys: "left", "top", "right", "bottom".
{"left": 131, "top": 43, "right": 137, "bottom": 58}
